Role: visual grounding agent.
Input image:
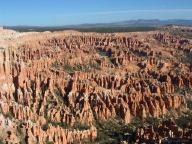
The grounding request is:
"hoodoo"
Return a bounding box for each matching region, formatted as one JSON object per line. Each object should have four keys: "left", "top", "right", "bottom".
{"left": 0, "top": 26, "right": 191, "bottom": 143}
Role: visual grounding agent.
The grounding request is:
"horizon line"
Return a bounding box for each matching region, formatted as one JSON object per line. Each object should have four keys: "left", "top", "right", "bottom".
{"left": 3, "top": 18, "right": 192, "bottom": 27}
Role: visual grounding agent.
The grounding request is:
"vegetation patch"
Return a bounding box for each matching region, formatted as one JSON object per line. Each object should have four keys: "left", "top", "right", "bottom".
{"left": 187, "top": 100, "right": 192, "bottom": 110}
{"left": 176, "top": 110, "right": 192, "bottom": 128}
{"left": 96, "top": 49, "right": 109, "bottom": 57}
{"left": 182, "top": 52, "right": 192, "bottom": 64}
{"left": 48, "top": 121, "right": 69, "bottom": 129}
{"left": 145, "top": 117, "right": 160, "bottom": 126}
{"left": 52, "top": 61, "right": 100, "bottom": 73}
{"left": 175, "top": 86, "right": 192, "bottom": 95}
{"left": 63, "top": 63, "right": 74, "bottom": 73}
{"left": 73, "top": 122, "right": 89, "bottom": 130}
{"left": 92, "top": 118, "right": 139, "bottom": 144}
{"left": 170, "top": 29, "right": 192, "bottom": 39}
{"left": 7, "top": 26, "right": 156, "bottom": 33}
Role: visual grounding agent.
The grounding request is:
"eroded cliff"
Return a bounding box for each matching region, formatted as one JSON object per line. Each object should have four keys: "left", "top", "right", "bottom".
{"left": 0, "top": 28, "right": 191, "bottom": 143}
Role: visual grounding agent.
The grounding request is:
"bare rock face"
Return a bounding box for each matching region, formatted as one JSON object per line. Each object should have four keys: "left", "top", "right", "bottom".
{"left": 0, "top": 29, "right": 191, "bottom": 143}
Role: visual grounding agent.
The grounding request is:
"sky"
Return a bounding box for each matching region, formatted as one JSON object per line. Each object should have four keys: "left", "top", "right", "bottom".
{"left": 0, "top": 0, "right": 192, "bottom": 26}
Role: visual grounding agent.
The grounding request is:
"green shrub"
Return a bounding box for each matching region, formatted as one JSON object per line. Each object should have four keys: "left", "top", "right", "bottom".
{"left": 4, "top": 112, "right": 13, "bottom": 119}
{"left": 46, "top": 141, "right": 54, "bottom": 144}
{"left": 42, "top": 123, "right": 49, "bottom": 131}
{"left": 49, "top": 121, "right": 68, "bottom": 129}
{"left": 175, "top": 86, "right": 192, "bottom": 95}
{"left": 96, "top": 49, "right": 108, "bottom": 57}
{"left": 176, "top": 111, "right": 192, "bottom": 128}
{"left": 145, "top": 117, "right": 160, "bottom": 126}
{"left": 52, "top": 61, "right": 60, "bottom": 69}
{"left": 131, "top": 117, "right": 144, "bottom": 128}
{"left": 187, "top": 100, "right": 192, "bottom": 110}
{"left": 94, "top": 119, "right": 136, "bottom": 144}
{"left": 182, "top": 52, "right": 192, "bottom": 64}
{"left": 73, "top": 122, "right": 89, "bottom": 130}
{"left": 63, "top": 64, "right": 74, "bottom": 73}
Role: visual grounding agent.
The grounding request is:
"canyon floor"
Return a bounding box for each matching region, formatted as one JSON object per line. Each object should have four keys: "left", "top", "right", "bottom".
{"left": 0, "top": 26, "right": 192, "bottom": 144}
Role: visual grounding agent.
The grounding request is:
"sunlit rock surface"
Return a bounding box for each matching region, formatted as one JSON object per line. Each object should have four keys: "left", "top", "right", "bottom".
{"left": 0, "top": 27, "right": 191, "bottom": 143}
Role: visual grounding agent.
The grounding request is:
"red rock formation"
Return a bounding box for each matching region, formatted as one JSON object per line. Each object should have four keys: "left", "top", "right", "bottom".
{"left": 0, "top": 29, "right": 191, "bottom": 143}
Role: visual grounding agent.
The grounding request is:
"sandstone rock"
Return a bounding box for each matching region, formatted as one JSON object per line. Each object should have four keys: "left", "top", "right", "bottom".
{"left": 0, "top": 29, "right": 191, "bottom": 143}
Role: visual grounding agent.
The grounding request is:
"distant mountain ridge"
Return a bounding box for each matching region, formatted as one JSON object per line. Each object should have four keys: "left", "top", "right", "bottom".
{"left": 3, "top": 19, "right": 192, "bottom": 33}
{"left": 4, "top": 19, "right": 192, "bottom": 29}
{"left": 71, "top": 19, "right": 192, "bottom": 28}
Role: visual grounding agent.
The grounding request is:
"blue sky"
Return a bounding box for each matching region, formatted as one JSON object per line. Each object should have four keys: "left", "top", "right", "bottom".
{"left": 0, "top": 0, "right": 192, "bottom": 26}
